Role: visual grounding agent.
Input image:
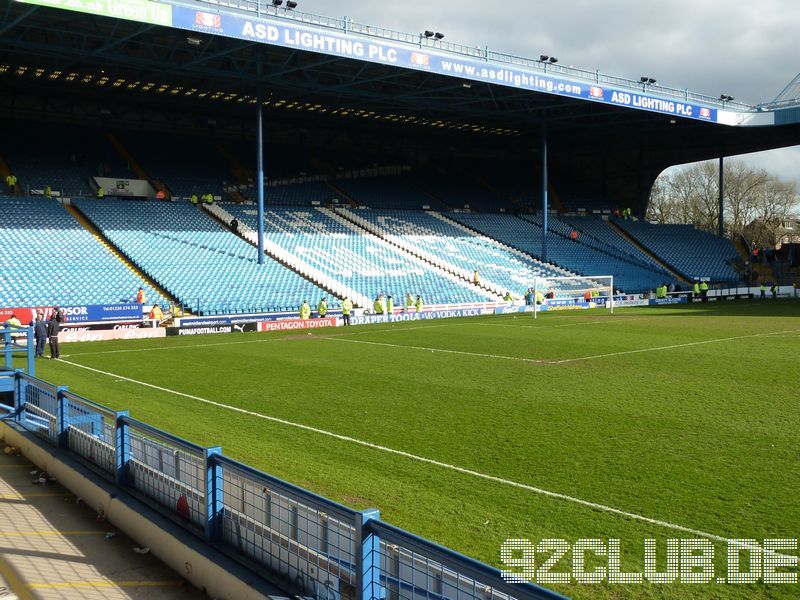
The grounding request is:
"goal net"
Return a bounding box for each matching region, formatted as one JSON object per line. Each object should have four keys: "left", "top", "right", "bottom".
{"left": 531, "top": 275, "right": 614, "bottom": 319}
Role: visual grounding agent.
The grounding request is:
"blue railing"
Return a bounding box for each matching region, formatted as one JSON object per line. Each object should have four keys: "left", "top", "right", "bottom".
{"left": 0, "top": 371, "right": 566, "bottom": 600}
{"left": 2, "top": 322, "right": 35, "bottom": 376}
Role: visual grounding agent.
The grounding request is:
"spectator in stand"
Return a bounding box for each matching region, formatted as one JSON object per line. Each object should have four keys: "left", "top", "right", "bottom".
{"left": 5, "top": 173, "right": 17, "bottom": 194}
{"left": 570, "top": 229, "right": 579, "bottom": 241}
{"left": 191, "top": 193, "right": 199, "bottom": 206}
{"left": 230, "top": 217, "right": 239, "bottom": 233}
{"left": 97, "top": 186, "right": 105, "bottom": 199}
{"left": 47, "top": 313, "right": 60, "bottom": 359}
{"left": 473, "top": 270, "right": 480, "bottom": 285}
{"left": 34, "top": 311, "right": 47, "bottom": 358}
{"left": 44, "top": 185, "right": 52, "bottom": 198}
{"left": 136, "top": 287, "right": 146, "bottom": 304}
{"left": 342, "top": 296, "right": 352, "bottom": 326}
{"left": 613, "top": 208, "right": 621, "bottom": 218}
{"left": 155, "top": 190, "right": 165, "bottom": 201}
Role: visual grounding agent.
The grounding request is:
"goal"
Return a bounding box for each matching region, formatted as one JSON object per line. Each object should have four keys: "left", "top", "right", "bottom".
{"left": 532, "top": 275, "right": 615, "bottom": 319}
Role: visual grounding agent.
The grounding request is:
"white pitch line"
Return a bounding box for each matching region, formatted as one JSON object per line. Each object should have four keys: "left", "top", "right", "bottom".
{"left": 327, "top": 337, "right": 552, "bottom": 364}
{"left": 64, "top": 324, "right": 451, "bottom": 357}
{"left": 56, "top": 358, "right": 731, "bottom": 542}
{"left": 327, "top": 328, "right": 800, "bottom": 365}
{"left": 553, "top": 328, "right": 800, "bottom": 364}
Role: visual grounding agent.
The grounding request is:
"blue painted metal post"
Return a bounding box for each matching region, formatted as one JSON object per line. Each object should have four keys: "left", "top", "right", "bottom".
{"left": 541, "top": 114, "right": 549, "bottom": 261}
{"left": 204, "top": 446, "right": 224, "bottom": 543}
{"left": 26, "top": 325, "right": 35, "bottom": 376}
{"left": 56, "top": 386, "right": 69, "bottom": 448}
{"left": 256, "top": 58, "right": 266, "bottom": 266}
{"left": 115, "top": 411, "right": 131, "bottom": 486}
{"left": 3, "top": 324, "right": 11, "bottom": 370}
{"left": 718, "top": 156, "right": 725, "bottom": 238}
{"left": 14, "top": 371, "right": 25, "bottom": 412}
{"left": 357, "top": 509, "right": 382, "bottom": 600}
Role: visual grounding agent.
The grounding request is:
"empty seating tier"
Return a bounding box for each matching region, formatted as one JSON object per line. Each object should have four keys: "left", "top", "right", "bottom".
{"left": 74, "top": 199, "right": 332, "bottom": 315}
{"left": 0, "top": 197, "right": 164, "bottom": 308}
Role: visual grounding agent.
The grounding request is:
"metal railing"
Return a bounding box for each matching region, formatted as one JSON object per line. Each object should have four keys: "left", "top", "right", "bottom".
{"left": 186, "top": 0, "right": 754, "bottom": 112}
{"left": 2, "top": 371, "right": 565, "bottom": 600}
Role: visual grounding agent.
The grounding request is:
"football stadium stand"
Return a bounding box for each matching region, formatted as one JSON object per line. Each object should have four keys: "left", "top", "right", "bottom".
{"left": 73, "top": 199, "right": 334, "bottom": 314}
{"left": 334, "top": 175, "right": 450, "bottom": 211}
{"left": 338, "top": 208, "right": 575, "bottom": 297}
{"left": 0, "top": 122, "right": 133, "bottom": 198}
{"left": 410, "top": 172, "right": 509, "bottom": 212}
{"left": 0, "top": 197, "right": 164, "bottom": 308}
{"left": 115, "top": 132, "right": 235, "bottom": 200}
{"left": 613, "top": 218, "right": 740, "bottom": 282}
{"left": 214, "top": 204, "right": 497, "bottom": 304}
{"left": 449, "top": 212, "right": 668, "bottom": 293}
{"left": 241, "top": 180, "right": 344, "bottom": 206}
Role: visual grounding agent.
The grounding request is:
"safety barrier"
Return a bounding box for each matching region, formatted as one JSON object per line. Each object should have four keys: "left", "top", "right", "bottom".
{"left": 0, "top": 371, "right": 565, "bottom": 600}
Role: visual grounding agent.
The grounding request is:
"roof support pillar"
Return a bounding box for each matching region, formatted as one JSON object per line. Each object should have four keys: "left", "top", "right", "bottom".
{"left": 256, "top": 57, "right": 265, "bottom": 265}
{"left": 541, "top": 110, "right": 549, "bottom": 262}
{"left": 718, "top": 156, "right": 725, "bottom": 238}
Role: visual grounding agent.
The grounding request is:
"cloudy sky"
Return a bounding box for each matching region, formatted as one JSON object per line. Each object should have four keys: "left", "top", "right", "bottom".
{"left": 300, "top": 0, "right": 800, "bottom": 185}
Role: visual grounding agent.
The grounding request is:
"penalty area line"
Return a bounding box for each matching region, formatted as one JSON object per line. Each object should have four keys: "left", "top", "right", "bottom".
{"left": 60, "top": 358, "right": 731, "bottom": 543}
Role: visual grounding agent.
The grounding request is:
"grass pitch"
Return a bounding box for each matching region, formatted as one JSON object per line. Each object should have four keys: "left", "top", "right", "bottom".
{"left": 31, "top": 300, "right": 800, "bottom": 599}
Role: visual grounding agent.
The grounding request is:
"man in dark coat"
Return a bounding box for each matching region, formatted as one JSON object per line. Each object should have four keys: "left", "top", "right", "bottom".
{"left": 47, "top": 314, "right": 60, "bottom": 359}
{"left": 33, "top": 311, "right": 48, "bottom": 358}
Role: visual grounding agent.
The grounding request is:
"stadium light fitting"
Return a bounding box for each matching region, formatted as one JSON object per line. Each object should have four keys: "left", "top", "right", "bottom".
{"left": 286, "top": 0, "right": 297, "bottom": 8}
{"left": 186, "top": 36, "right": 202, "bottom": 46}
{"left": 647, "top": 78, "right": 657, "bottom": 84}
{"left": 539, "top": 55, "right": 549, "bottom": 62}
{"left": 272, "top": 0, "right": 283, "bottom": 5}
{"left": 434, "top": 32, "right": 445, "bottom": 40}
{"left": 548, "top": 57, "right": 558, "bottom": 64}
{"left": 424, "top": 30, "right": 435, "bottom": 38}
{"left": 719, "top": 94, "right": 734, "bottom": 102}
{"left": 639, "top": 76, "right": 648, "bottom": 83}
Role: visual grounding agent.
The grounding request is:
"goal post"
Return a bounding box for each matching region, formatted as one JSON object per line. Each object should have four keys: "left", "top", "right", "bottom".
{"left": 532, "top": 275, "right": 615, "bottom": 319}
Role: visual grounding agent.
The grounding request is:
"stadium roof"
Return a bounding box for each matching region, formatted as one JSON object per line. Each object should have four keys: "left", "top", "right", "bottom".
{"left": 1, "top": 0, "right": 799, "bottom": 209}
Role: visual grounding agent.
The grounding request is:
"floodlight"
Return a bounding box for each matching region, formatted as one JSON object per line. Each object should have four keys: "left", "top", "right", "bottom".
{"left": 272, "top": 0, "right": 283, "bottom": 5}
{"left": 424, "top": 31, "right": 435, "bottom": 38}
{"left": 434, "top": 32, "right": 445, "bottom": 40}
{"left": 548, "top": 57, "right": 558, "bottom": 64}
{"left": 540, "top": 55, "right": 549, "bottom": 62}
{"left": 286, "top": 1, "right": 297, "bottom": 8}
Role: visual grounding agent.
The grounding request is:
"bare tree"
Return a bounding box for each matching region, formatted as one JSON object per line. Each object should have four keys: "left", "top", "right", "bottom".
{"left": 648, "top": 160, "right": 798, "bottom": 246}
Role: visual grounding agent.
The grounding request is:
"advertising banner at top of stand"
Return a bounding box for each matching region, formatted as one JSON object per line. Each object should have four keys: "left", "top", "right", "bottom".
{"left": 16, "top": 0, "right": 720, "bottom": 123}
{"left": 16, "top": 0, "right": 173, "bottom": 26}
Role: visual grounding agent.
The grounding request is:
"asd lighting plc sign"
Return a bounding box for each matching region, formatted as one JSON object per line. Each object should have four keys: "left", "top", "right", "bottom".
{"left": 15, "top": 0, "right": 173, "bottom": 27}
